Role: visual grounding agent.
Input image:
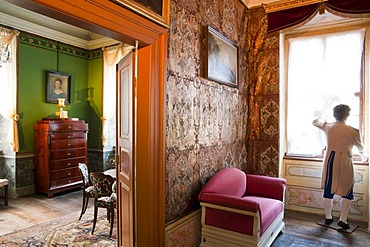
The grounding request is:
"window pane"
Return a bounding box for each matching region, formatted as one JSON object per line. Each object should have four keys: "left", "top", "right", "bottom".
{"left": 287, "top": 29, "right": 364, "bottom": 156}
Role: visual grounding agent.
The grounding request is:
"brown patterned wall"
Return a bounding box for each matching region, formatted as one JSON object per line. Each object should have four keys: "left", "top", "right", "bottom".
{"left": 246, "top": 7, "right": 280, "bottom": 177}
{"left": 166, "top": 0, "right": 249, "bottom": 223}
{"left": 166, "top": 3, "right": 281, "bottom": 223}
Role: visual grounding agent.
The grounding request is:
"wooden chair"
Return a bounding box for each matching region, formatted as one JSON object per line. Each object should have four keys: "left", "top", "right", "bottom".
{"left": 77, "top": 163, "right": 95, "bottom": 220}
{"left": 90, "top": 171, "right": 116, "bottom": 237}
{"left": 0, "top": 179, "right": 9, "bottom": 206}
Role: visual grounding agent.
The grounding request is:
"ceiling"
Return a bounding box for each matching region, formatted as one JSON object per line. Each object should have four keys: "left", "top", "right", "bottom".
{"left": 0, "top": 0, "right": 120, "bottom": 50}
{"left": 0, "top": 0, "right": 284, "bottom": 48}
{"left": 1, "top": 0, "right": 347, "bottom": 49}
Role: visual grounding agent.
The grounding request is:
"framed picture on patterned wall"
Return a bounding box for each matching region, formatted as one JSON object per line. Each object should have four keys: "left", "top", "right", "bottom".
{"left": 110, "top": 0, "right": 170, "bottom": 27}
{"left": 206, "top": 26, "right": 238, "bottom": 88}
{"left": 45, "top": 70, "right": 71, "bottom": 104}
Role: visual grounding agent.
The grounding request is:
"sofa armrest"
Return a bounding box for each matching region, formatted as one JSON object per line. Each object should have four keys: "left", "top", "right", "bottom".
{"left": 246, "top": 174, "right": 286, "bottom": 201}
{"left": 199, "top": 193, "right": 259, "bottom": 213}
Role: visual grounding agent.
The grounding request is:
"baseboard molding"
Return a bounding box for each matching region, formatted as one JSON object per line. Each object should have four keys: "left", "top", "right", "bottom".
{"left": 165, "top": 209, "right": 201, "bottom": 247}
{"left": 14, "top": 185, "right": 35, "bottom": 198}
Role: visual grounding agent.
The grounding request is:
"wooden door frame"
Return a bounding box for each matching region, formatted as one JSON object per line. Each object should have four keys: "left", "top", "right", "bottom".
{"left": 6, "top": 0, "right": 167, "bottom": 246}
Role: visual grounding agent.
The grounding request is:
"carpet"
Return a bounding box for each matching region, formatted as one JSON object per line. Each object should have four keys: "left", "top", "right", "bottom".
{"left": 0, "top": 211, "right": 117, "bottom": 246}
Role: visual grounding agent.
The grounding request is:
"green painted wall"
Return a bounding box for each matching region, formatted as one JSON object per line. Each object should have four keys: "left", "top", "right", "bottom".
{"left": 18, "top": 36, "right": 103, "bottom": 152}
{"left": 87, "top": 58, "right": 103, "bottom": 148}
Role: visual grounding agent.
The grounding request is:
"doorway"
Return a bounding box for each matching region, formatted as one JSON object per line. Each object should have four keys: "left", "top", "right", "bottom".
{"left": 2, "top": 0, "right": 167, "bottom": 246}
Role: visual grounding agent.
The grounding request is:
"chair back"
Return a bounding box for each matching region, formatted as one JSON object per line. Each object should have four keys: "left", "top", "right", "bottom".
{"left": 90, "top": 172, "right": 115, "bottom": 197}
{"left": 78, "top": 163, "right": 90, "bottom": 188}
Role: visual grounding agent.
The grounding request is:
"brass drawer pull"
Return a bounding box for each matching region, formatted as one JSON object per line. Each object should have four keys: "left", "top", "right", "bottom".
{"left": 67, "top": 153, "right": 71, "bottom": 156}
{"left": 67, "top": 163, "right": 72, "bottom": 166}
{"left": 68, "top": 172, "right": 72, "bottom": 176}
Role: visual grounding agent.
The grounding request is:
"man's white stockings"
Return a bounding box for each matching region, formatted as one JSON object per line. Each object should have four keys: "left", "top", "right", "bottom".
{"left": 340, "top": 198, "right": 351, "bottom": 224}
{"left": 323, "top": 198, "right": 333, "bottom": 219}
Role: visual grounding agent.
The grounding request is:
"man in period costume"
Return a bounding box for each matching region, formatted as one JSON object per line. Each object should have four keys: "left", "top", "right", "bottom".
{"left": 313, "top": 104, "right": 367, "bottom": 229}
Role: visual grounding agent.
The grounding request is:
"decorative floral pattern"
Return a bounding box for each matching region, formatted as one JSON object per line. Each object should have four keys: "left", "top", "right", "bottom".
{"left": 0, "top": 212, "right": 117, "bottom": 245}
{"left": 166, "top": 3, "right": 280, "bottom": 224}
{"left": 288, "top": 186, "right": 364, "bottom": 216}
{"left": 246, "top": 7, "right": 280, "bottom": 176}
{"left": 166, "top": 0, "right": 249, "bottom": 223}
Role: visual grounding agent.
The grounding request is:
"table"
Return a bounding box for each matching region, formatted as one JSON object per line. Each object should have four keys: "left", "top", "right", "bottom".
{"left": 104, "top": 168, "right": 116, "bottom": 179}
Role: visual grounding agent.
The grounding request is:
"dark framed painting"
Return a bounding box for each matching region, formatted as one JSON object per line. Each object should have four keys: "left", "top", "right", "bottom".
{"left": 206, "top": 26, "right": 239, "bottom": 88}
{"left": 110, "top": 0, "right": 170, "bottom": 27}
{"left": 45, "top": 70, "right": 71, "bottom": 104}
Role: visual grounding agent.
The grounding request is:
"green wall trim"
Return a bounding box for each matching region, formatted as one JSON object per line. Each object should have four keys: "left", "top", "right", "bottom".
{"left": 19, "top": 32, "right": 102, "bottom": 59}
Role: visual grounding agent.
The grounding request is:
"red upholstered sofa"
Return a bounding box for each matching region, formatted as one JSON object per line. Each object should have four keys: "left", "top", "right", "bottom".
{"left": 198, "top": 167, "right": 286, "bottom": 247}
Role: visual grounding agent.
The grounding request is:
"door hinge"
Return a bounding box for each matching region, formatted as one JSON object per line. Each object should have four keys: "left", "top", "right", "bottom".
{"left": 115, "top": 154, "right": 120, "bottom": 166}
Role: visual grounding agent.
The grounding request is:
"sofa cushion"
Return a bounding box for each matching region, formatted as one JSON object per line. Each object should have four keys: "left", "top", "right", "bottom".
{"left": 199, "top": 194, "right": 259, "bottom": 212}
{"left": 248, "top": 196, "right": 284, "bottom": 235}
{"left": 204, "top": 196, "right": 283, "bottom": 236}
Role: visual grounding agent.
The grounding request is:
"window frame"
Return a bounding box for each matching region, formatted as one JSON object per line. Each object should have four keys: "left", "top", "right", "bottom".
{"left": 280, "top": 18, "right": 370, "bottom": 162}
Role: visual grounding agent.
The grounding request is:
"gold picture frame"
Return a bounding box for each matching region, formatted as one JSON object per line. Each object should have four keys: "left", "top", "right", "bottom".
{"left": 111, "top": 0, "right": 170, "bottom": 28}
{"left": 45, "top": 70, "right": 71, "bottom": 104}
{"left": 206, "top": 26, "right": 239, "bottom": 88}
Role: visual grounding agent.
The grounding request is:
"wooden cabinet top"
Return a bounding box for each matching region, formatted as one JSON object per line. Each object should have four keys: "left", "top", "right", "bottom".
{"left": 35, "top": 118, "right": 89, "bottom": 132}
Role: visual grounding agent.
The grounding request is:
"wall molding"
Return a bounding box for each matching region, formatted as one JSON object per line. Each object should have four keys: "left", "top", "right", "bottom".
{"left": 263, "top": 0, "right": 325, "bottom": 13}
{"left": 0, "top": 11, "right": 117, "bottom": 50}
{"left": 165, "top": 209, "right": 201, "bottom": 247}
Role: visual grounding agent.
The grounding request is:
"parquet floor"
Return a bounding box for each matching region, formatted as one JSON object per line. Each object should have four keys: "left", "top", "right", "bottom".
{"left": 0, "top": 189, "right": 91, "bottom": 236}
{"left": 272, "top": 210, "right": 370, "bottom": 247}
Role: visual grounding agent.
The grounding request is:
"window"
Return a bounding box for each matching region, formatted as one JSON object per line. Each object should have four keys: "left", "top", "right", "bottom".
{"left": 284, "top": 25, "right": 367, "bottom": 157}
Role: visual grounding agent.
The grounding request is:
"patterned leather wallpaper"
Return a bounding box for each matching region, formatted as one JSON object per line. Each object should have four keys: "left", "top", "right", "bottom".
{"left": 165, "top": 0, "right": 248, "bottom": 222}
{"left": 165, "top": 1, "right": 281, "bottom": 223}
{"left": 246, "top": 7, "right": 280, "bottom": 177}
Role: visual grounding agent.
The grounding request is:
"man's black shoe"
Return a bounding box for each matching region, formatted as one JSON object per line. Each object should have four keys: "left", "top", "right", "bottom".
{"left": 325, "top": 218, "right": 334, "bottom": 225}
{"left": 337, "top": 220, "right": 350, "bottom": 229}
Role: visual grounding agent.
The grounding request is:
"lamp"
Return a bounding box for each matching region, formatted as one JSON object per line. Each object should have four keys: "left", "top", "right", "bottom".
{"left": 57, "top": 98, "right": 68, "bottom": 118}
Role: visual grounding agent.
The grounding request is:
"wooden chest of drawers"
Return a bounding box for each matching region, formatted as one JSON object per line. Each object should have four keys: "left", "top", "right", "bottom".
{"left": 34, "top": 118, "right": 88, "bottom": 198}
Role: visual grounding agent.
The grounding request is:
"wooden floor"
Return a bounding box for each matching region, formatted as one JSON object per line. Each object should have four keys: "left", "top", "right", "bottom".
{"left": 0, "top": 189, "right": 94, "bottom": 236}
{"left": 272, "top": 210, "right": 370, "bottom": 247}
{"left": 1, "top": 191, "right": 369, "bottom": 246}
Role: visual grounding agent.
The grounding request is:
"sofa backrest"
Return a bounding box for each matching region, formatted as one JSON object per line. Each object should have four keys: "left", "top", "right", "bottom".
{"left": 198, "top": 168, "right": 246, "bottom": 200}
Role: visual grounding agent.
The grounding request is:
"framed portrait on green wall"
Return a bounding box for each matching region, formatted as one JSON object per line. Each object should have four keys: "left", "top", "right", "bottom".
{"left": 45, "top": 70, "right": 71, "bottom": 104}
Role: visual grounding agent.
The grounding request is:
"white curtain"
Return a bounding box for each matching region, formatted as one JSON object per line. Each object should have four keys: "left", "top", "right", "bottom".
{"left": 287, "top": 29, "right": 365, "bottom": 156}
{"left": 101, "top": 44, "right": 133, "bottom": 146}
{"left": 0, "top": 28, "right": 20, "bottom": 152}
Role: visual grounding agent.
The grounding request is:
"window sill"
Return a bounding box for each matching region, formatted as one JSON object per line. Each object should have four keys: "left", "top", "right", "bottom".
{"left": 283, "top": 155, "right": 369, "bottom": 166}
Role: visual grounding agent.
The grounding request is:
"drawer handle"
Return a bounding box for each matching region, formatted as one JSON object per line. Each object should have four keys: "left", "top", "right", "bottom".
{"left": 69, "top": 180, "right": 72, "bottom": 183}
{"left": 67, "top": 135, "right": 71, "bottom": 138}
{"left": 68, "top": 172, "right": 72, "bottom": 176}
{"left": 67, "top": 163, "right": 72, "bottom": 166}
{"left": 68, "top": 126, "right": 72, "bottom": 129}
{"left": 68, "top": 143, "right": 71, "bottom": 146}
{"left": 67, "top": 153, "right": 71, "bottom": 156}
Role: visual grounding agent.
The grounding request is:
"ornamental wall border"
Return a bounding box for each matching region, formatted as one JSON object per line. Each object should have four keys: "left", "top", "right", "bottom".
{"left": 263, "top": 0, "right": 326, "bottom": 13}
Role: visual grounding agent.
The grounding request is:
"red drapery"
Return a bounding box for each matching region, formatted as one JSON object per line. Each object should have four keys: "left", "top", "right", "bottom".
{"left": 267, "top": 0, "right": 370, "bottom": 34}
